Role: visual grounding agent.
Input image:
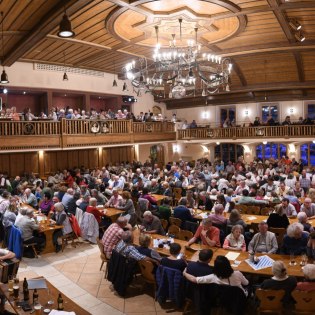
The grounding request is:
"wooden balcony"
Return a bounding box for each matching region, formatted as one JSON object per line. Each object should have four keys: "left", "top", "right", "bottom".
{"left": 0, "top": 119, "right": 176, "bottom": 151}
{"left": 177, "top": 125, "right": 315, "bottom": 141}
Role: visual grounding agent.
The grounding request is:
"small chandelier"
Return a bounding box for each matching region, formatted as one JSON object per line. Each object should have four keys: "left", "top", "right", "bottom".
{"left": 123, "top": 18, "right": 232, "bottom": 99}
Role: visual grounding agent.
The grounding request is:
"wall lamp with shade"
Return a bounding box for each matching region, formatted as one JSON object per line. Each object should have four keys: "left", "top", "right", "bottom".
{"left": 58, "top": 10, "right": 75, "bottom": 38}
{"left": 122, "top": 82, "right": 128, "bottom": 91}
{"left": 62, "top": 51, "right": 68, "bottom": 81}
{"left": 295, "top": 31, "right": 305, "bottom": 42}
{"left": 289, "top": 19, "right": 302, "bottom": 31}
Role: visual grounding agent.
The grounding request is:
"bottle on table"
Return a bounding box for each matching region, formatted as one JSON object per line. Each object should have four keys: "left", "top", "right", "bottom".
{"left": 57, "top": 293, "right": 64, "bottom": 310}
{"left": 23, "top": 278, "right": 29, "bottom": 301}
{"left": 33, "top": 289, "right": 39, "bottom": 305}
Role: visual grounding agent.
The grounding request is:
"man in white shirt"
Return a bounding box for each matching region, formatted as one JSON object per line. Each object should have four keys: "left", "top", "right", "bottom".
{"left": 300, "top": 198, "right": 315, "bottom": 219}
{"left": 105, "top": 189, "right": 123, "bottom": 208}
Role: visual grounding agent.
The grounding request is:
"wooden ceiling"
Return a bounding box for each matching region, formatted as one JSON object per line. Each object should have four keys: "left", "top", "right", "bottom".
{"left": 1, "top": 0, "right": 315, "bottom": 105}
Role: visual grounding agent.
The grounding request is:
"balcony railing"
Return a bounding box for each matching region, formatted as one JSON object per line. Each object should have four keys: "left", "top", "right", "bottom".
{"left": 177, "top": 124, "right": 315, "bottom": 140}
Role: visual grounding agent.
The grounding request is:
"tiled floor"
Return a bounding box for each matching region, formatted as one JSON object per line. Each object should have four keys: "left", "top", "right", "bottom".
{"left": 16, "top": 241, "right": 183, "bottom": 315}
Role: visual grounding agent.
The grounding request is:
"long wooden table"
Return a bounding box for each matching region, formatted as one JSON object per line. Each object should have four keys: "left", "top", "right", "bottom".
{"left": 0, "top": 277, "right": 91, "bottom": 315}
{"left": 150, "top": 194, "right": 166, "bottom": 205}
{"left": 96, "top": 206, "right": 125, "bottom": 222}
{"left": 133, "top": 229, "right": 305, "bottom": 278}
{"left": 38, "top": 222, "right": 63, "bottom": 254}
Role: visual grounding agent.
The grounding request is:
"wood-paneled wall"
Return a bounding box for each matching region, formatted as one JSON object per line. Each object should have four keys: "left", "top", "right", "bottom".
{"left": 0, "top": 146, "right": 134, "bottom": 177}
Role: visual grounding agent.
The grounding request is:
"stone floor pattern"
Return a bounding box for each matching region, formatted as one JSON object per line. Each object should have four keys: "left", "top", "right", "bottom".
{"left": 17, "top": 242, "right": 183, "bottom": 315}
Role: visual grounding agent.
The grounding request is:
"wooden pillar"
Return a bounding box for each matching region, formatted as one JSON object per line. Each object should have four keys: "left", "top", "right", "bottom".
{"left": 47, "top": 90, "right": 53, "bottom": 111}
{"left": 38, "top": 150, "right": 44, "bottom": 177}
{"left": 98, "top": 147, "right": 103, "bottom": 167}
{"left": 84, "top": 93, "right": 90, "bottom": 112}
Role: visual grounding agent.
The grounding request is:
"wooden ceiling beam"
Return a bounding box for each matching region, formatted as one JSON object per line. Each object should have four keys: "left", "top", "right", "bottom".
{"left": 230, "top": 58, "right": 247, "bottom": 86}
{"left": 266, "top": 0, "right": 295, "bottom": 44}
{"left": 293, "top": 52, "right": 305, "bottom": 83}
{"left": 3, "top": 0, "right": 94, "bottom": 66}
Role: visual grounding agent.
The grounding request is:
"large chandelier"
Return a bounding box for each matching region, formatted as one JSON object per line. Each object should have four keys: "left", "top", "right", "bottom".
{"left": 123, "top": 18, "right": 233, "bottom": 99}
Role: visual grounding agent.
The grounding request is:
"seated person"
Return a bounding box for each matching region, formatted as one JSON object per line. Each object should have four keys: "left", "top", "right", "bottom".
{"left": 140, "top": 211, "right": 165, "bottom": 235}
{"left": 296, "top": 264, "right": 315, "bottom": 291}
{"left": 86, "top": 197, "right": 105, "bottom": 224}
{"left": 186, "top": 190, "right": 195, "bottom": 209}
{"left": 267, "top": 206, "right": 290, "bottom": 229}
{"left": 223, "top": 225, "right": 246, "bottom": 252}
{"left": 102, "top": 216, "right": 131, "bottom": 259}
{"left": 281, "top": 222, "right": 308, "bottom": 255}
{"left": 297, "top": 211, "right": 314, "bottom": 233}
{"left": 208, "top": 204, "right": 227, "bottom": 228}
{"left": 0, "top": 248, "right": 15, "bottom": 260}
{"left": 158, "top": 198, "right": 172, "bottom": 221}
{"left": 300, "top": 198, "right": 315, "bottom": 219}
{"left": 140, "top": 188, "right": 158, "bottom": 208}
{"left": 226, "top": 209, "right": 247, "bottom": 231}
{"left": 248, "top": 222, "right": 278, "bottom": 254}
{"left": 39, "top": 192, "right": 54, "bottom": 215}
{"left": 115, "top": 191, "right": 136, "bottom": 227}
{"left": 51, "top": 202, "right": 73, "bottom": 252}
{"left": 187, "top": 217, "right": 220, "bottom": 248}
{"left": 115, "top": 231, "right": 154, "bottom": 262}
{"left": 160, "top": 243, "right": 187, "bottom": 272}
{"left": 22, "top": 188, "right": 38, "bottom": 208}
{"left": 15, "top": 208, "right": 45, "bottom": 253}
{"left": 183, "top": 255, "right": 249, "bottom": 296}
{"left": 197, "top": 191, "right": 213, "bottom": 211}
{"left": 186, "top": 249, "right": 213, "bottom": 277}
{"left": 105, "top": 189, "right": 123, "bottom": 208}
{"left": 136, "top": 233, "right": 162, "bottom": 262}
{"left": 173, "top": 197, "right": 197, "bottom": 229}
{"left": 260, "top": 260, "right": 297, "bottom": 304}
{"left": 280, "top": 198, "right": 297, "bottom": 218}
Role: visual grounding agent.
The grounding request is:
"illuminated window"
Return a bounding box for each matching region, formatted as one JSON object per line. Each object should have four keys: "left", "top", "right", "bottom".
{"left": 261, "top": 105, "right": 278, "bottom": 123}
{"left": 215, "top": 144, "right": 244, "bottom": 163}
{"left": 256, "top": 143, "right": 286, "bottom": 160}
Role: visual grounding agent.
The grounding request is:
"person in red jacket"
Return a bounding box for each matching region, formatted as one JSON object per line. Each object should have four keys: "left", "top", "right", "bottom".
{"left": 86, "top": 197, "right": 105, "bottom": 224}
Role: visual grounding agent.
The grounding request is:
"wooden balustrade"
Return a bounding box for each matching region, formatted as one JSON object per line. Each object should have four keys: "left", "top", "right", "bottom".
{"left": 132, "top": 121, "right": 175, "bottom": 133}
{"left": 177, "top": 124, "right": 315, "bottom": 140}
{"left": 0, "top": 120, "right": 60, "bottom": 136}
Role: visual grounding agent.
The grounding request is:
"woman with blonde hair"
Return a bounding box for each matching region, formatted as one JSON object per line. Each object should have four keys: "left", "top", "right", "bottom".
{"left": 223, "top": 225, "right": 246, "bottom": 252}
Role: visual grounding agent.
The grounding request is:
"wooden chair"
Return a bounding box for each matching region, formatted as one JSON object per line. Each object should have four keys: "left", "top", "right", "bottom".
{"left": 173, "top": 188, "right": 182, "bottom": 206}
{"left": 261, "top": 207, "right": 273, "bottom": 215}
{"left": 235, "top": 204, "right": 248, "bottom": 213}
{"left": 160, "top": 219, "right": 168, "bottom": 231}
{"left": 96, "top": 237, "right": 109, "bottom": 279}
{"left": 177, "top": 229, "right": 193, "bottom": 241}
{"left": 292, "top": 290, "right": 315, "bottom": 314}
{"left": 268, "top": 227, "right": 286, "bottom": 249}
{"left": 23, "top": 243, "right": 38, "bottom": 258}
{"left": 256, "top": 289, "right": 285, "bottom": 315}
{"left": 245, "top": 205, "right": 261, "bottom": 215}
{"left": 138, "top": 260, "right": 156, "bottom": 296}
{"left": 61, "top": 232, "right": 77, "bottom": 252}
{"left": 169, "top": 217, "right": 182, "bottom": 227}
{"left": 168, "top": 225, "right": 180, "bottom": 238}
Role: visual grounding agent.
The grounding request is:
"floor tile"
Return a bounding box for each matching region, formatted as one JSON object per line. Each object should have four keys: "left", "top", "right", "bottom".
{"left": 61, "top": 271, "right": 81, "bottom": 283}
{"left": 98, "top": 296, "right": 124, "bottom": 312}
{"left": 89, "top": 301, "right": 124, "bottom": 315}
{"left": 77, "top": 283, "right": 100, "bottom": 297}
{"left": 78, "top": 273, "right": 102, "bottom": 286}
{"left": 125, "top": 294, "right": 156, "bottom": 313}
{"left": 59, "top": 283, "right": 87, "bottom": 299}
{"left": 72, "top": 293, "right": 103, "bottom": 309}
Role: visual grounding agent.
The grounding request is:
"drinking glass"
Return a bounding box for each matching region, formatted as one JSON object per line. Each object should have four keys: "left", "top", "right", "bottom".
{"left": 8, "top": 276, "right": 14, "bottom": 292}
{"left": 13, "top": 275, "right": 19, "bottom": 285}
{"left": 34, "top": 302, "right": 42, "bottom": 315}
{"left": 300, "top": 253, "right": 308, "bottom": 266}
{"left": 289, "top": 252, "right": 296, "bottom": 266}
{"left": 13, "top": 285, "right": 19, "bottom": 300}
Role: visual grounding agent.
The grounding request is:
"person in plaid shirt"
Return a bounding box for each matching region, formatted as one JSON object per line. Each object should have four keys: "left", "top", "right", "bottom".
{"left": 102, "top": 216, "right": 131, "bottom": 259}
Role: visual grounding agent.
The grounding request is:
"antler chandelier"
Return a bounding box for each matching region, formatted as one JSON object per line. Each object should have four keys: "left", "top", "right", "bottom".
{"left": 123, "top": 18, "right": 233, "bottom": 99}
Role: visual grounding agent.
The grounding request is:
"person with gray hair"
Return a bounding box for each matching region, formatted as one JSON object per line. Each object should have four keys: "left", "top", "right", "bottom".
{"left": 22, "top": 188, "right": 38, "bottom": 208}
{"left": 15, "top": 206, "right": 28, "bottom": 225}
{"left": 15, "top": 207, "right": 45, "bottom": 254}
{"left": 61, "top": 188, "right": 74, "bottom": 210}
{"left": 300, "top": 197, "right": 315, "bottom": 219}
{"left": 248, "top": 222, "right": 278, "bottom": 254}
{"left": 296, "top": 264, "right": 315, "bottom": 291}
{"left": 208, "top": 203, "right": 227, "bottom": 227}
{"left": 297, "top": 211, "right": 314, "bottom": 233}
{"left": 187, "top": 217, "right": 220, "bottom": 247}
{"left": 114, "top": 230, "right": 154, "bottom": 262}
{"left": 223, "top": 225, "right": 246, "bottom": 252}
{"left": 281, "top": 222, "right": 308, "bottom": 255}
{"left": 261, "top": 260, "right": 297, "bottom": 304}
{"left": 140, "top": 210, "right": 165, "bottom": 235}
{"left": 197, "top": 191, "right": 213, "bottom": 210}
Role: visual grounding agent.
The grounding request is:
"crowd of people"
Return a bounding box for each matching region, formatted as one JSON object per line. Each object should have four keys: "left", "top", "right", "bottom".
{"left": 0, "top": 154, "right": 315, "bottom": 311}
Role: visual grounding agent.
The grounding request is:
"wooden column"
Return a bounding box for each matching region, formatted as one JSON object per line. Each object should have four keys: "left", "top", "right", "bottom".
{"left": 38, "top": 150, "right": 45, "bottom": 177}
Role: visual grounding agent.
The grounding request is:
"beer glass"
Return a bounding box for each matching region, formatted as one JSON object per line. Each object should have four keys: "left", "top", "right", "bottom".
{"left": 13, "top": 285, "right": 19, "bottom": 300}
{"left": 34, "top": 303, "right": 42, "bottom": 315}
{"left": 8, "top": 276, "right": 14, "bottom": 292}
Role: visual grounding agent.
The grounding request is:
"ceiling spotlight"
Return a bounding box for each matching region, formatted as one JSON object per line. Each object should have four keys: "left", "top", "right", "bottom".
{"left": 295, "top": 32, "right": 305, "bottom": 42}
{"left": 58, "top": 12, "right": 75, "bottom": 38}
{"left": 289, "top": 19, "right": 302, "bottom": 31}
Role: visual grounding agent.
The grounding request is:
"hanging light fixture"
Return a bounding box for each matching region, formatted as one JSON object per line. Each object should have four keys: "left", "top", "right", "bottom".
{"left": 0, "top": 12, "right": 9, "bottom": 84}
{"left": 122, "top": 82, "right": 128, "bottom": 91}
{"left": 112, "top": 57, "right": 118, "bottom": 87}
{"left": 123, "top": 18, "right": 232, "bottom": 99}
{"left": 62, "top": 51, "right": 68, "bottom": 81}
{"left": 58, "top": 8, "right": 75, "bottom": 38}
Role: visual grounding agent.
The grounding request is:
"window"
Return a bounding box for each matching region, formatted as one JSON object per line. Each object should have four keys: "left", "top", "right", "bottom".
{"left": 300, "top": 143, "right": 315, "bottom": 166}
{"left": 261, "top": 104, "right": 278, "bottom": 123}
{"left": 215, "top": 144, "right": 244, "bottom": 163}
{"left": 256, "top": 143, "right": 287, "bottom": 160}
{"left": 307, "top": 104, "right": 315, "bottom": 120}
{"left": 220, "top": 107, "right": 235, "bottom": 126}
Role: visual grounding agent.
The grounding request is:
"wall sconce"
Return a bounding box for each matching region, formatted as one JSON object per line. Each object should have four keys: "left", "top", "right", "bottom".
{"left": 312, "top": 140, "right": 315, "bottom": 144}
{"left": 216, "top": 142, "right": 220, "bottom": 145}
{"left": 202, "top": 111, "right": 210, "bottom": 119}
{"left": 173, "top": 144, "right": 180, "bottom": 153}
{"left": 289, "top": 108, "right": 294, "bottom": 114}
{"left": 263, "top": 141, "right": 267, "bottom": 145}
{"left": 244, "top": 109, "right": 249, "bottom": 116}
